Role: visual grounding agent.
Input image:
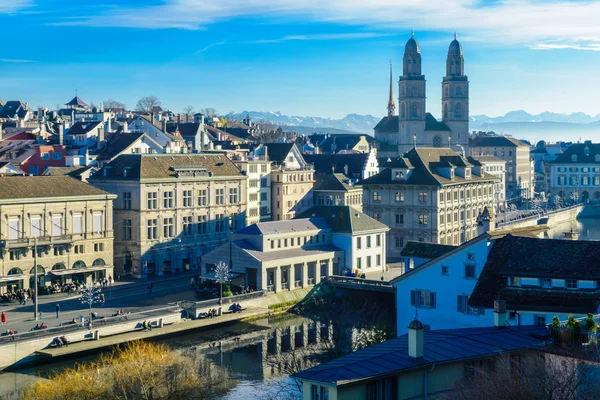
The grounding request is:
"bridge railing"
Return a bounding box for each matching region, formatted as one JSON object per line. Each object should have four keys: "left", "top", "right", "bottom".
{"left": 328, "top": 276, "right": 393, "bottom": 287}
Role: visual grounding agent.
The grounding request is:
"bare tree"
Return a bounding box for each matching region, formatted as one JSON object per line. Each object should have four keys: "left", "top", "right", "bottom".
{"left": 79, "top": 283, "right": 102, "bottom": 329}
{"left": 200, "top": 108, "right": 217, "bottom": 118}
{"left": 445, "top": 351, "right": 600, "bottom": 400}
{"left": 182, "top": 105, "right": 195, "bottom": 122}
{"left": 136, "top": 96, "right": 161, "bottom": 113}
{"left": 103, "top": 99, "right": 126, "bottom": 111}
{"left": 253, "top": 120, "right": 294, "bottom": 144}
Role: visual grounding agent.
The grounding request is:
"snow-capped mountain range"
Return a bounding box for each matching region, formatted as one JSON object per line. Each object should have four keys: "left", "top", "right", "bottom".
{"left": 225, "top": 110, "right": 600, "bottom": 142}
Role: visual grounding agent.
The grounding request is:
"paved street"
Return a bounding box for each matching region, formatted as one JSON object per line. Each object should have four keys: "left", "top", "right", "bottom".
{"left": 0, "top": 272, "right": 199, "bottom": 336}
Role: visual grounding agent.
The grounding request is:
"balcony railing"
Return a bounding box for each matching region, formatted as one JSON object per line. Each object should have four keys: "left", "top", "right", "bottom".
{"left": 294, "top": 280, "right": 301, "bottom": 288}
{"left": 281, "top": 282, "right": 290, "bottom": 290}
{"left": 2, "top": 235, "right": 74, "bottom": 248}
{"left": 307, "top": 278, "right": 315, "bottom": 285}
{"left": 266, "top": 285, "right": 274, "bottom": 292}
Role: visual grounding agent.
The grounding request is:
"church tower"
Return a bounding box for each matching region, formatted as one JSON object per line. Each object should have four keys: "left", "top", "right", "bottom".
{"left": 398, "top": 32, "right": 426, "bottom": 154}
{"left": 442, "top": 34, "right": 469, "bottom": 152}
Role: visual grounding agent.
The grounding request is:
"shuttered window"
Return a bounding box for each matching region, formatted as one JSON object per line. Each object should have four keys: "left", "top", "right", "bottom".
{"left": 410, "top": 290, "right": 436, "bottom": 308}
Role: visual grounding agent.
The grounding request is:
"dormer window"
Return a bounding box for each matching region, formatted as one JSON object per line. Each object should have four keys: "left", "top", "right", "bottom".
{"left": 540, "top": 278, "right": 552, "bottom": 288}
{"left": 585, "top": 146, "right": 590, "bottom": 155}
{"left": 595, "top": 154, "right": 600, "bottom": 162}
{"left": 571, "top": 154, "right": 578, "bottom": 162}
{"left": 465, "top": 168, "right": 471, "bottom": 178}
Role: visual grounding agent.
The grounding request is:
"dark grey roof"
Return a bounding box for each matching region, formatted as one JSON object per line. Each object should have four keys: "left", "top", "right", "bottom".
{"left": 373, "top": 116, "right": 398, "bottom": 133}
{"left": 361, "top": 148, "right": 496, "bottom": 187}
{"left": 295, "top": 206, "right": 389, "bottom": 234}
{"left": 317, "top": 134, "right": 373, "bottom": 153}
{"left": 303, "top": 153, "right": 370, "bottom": 179}
{"left": 235, "top": 218, "right": 330, "bottom": 236}
{"left": 378, "top": 156, "right": 413, "bottom": 169}
{"left": 424, "top": 113, "right": 451, "bottom": 131}
{"left": 292, "top": 325, "right": 548, "bottom": 386}
{"left": 67, "top": 121, "right": 103, "bottom": 135}
{"left": 313, "top": 173, "right": 358, "bottom": 192}
{"left": 552, "top": 143, "right": 600, "bottom": 165}
{"left": 469, "top": 236, "right": 600, "bottom": 313}
{"left": 264, "top": 143, "right": 294, "bottom": 163}
{"left": 90, "top": 153, "right": 243, "bottom": 180}
{"left": 400, "top": 241, "right": 456, "bottom": 258}
{"left": 96, "top": 132, "right": 145, "bottom": 161}
{"left": 470, "top": 135, "right": 529, "bottom": 148}
{"left": 65, "top": 96, "right": 87, "bottom": 107}
{"left": 0, "top": 101, "right": 30, "bottom": 119}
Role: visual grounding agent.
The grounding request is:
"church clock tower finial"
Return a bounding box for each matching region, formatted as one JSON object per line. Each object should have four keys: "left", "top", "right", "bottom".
{"left": 387, "top": 61, "right": 395, "bottom": 119}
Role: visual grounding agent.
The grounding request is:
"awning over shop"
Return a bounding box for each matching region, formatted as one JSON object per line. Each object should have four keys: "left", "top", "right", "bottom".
{"left": 0, "top": 274, "right": 27, "bottom": 283}
{"left": 50, "top": 266, "right": 111, "bottom": 276}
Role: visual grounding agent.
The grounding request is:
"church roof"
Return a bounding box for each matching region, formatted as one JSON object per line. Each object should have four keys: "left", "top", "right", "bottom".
{"left": 405, "top": 37, "right": 420, "bottom": 53}
{"left": 448, "top": 39, "right": 463, "bottom": 56}
{"left": 65, "top": 96, "right": 87, "bottom": 107}
{"left": 373, "top": 116, "right": 398, "bottom": 133}
{"left": 424, "top": 113, "right": 451, "bottom": 132}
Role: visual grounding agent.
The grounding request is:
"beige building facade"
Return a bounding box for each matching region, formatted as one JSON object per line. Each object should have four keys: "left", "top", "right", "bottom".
{"left": 89, "top": 153, "right": 247, "bottom": 277}
{"left": 0, "top": 176, "right": 115, "bottom": 293}
{"left": 469, "top": 135, "right": 533, "bottom": 200}
{"left": 362, "top": 148, "right": 497, "bottom": 259}
{"left": 233, "top": 156, "right": 271, "bottom": 224}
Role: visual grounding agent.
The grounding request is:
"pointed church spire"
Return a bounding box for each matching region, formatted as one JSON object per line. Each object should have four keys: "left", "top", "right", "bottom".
{"left": 387, "top": 61, "right": 395, "bottom": 119}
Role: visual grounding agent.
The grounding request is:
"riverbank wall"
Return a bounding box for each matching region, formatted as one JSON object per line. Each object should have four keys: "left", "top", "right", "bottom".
{"left": 0, "top": 287, "right": 317, "bottom": 371}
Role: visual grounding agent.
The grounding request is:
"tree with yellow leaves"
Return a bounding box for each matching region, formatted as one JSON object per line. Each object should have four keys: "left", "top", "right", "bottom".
{"left": 21, "top": 341, "right": 234, "bottom": 400}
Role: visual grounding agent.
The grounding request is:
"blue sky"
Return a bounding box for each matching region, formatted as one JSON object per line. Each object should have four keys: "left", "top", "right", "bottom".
{"left": 1, "top": 0, "right": 599, "bottom": 119}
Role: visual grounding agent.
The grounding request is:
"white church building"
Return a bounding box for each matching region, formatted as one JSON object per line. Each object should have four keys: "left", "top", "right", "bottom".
{"left": 374, "top": 33, "right": 470, "bottom": 157}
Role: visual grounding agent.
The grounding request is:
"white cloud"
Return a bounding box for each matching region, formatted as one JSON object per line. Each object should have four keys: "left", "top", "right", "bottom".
{"left": 53, "top": 0, "right": 600, "bottom": 50}
{"left": 0, "top": 0, "right": 32, "bottom": 14}
{"left": 246, "top": 32, "right": 391, "bottom": 44}
{"left": 0, "top": 58, "right": 34, "bottom": 63}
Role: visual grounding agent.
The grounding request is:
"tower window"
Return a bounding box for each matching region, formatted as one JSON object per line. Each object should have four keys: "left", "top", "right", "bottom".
{"left": 456, "top": 87, "right": 463, "bottom": 97}
{"left": 455, "top": 104, "right": 462, "bottom": 119}
{"left": 443, "top": 105, "right": 448, "bottom": 119}
{"left": 412, "top": 104, "right": 418, "bottom": 119}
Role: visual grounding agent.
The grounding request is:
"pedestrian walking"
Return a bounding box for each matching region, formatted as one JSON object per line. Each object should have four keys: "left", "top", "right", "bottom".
{"left": 148, "top": 283, "right": 153, "bottom": 294}
{"left": 100, "top": 294, "right": 105, "bottom": 307}
{"left": 190, "top": 277, "right": 195, "bottom": 289}
{"left": 108, "top": 275, "right": 113, "bottom": 286}
{"left": 39, "top": 311, "right": 43, "bottom": 319}
{"left": 56, "top": 303, "right": 60, "bottom": 319}
{"left": 1, "top": 312, "right": 6, "bottom": 325}
{"left": 67, "top": 286, "right": 71, "bottom": 296}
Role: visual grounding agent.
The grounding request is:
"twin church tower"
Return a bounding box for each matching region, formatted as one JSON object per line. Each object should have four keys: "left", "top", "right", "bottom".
{"left": 374, "top": 33, "right": 470, "bottom": 156}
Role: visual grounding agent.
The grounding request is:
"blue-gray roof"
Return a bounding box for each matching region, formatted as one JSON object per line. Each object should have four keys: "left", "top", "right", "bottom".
{"left": 234, "top": 218, "right": 330, "bottom": 236}
{"left": 292, "top": 325, "right": 548, "bottom": 386}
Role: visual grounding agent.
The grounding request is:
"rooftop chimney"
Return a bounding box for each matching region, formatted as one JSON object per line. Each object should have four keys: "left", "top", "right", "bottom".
{"left": 494, "top": 300, "right": 506, "bottom": 328}
{"left": 58, "top": 122, "right": 65, "bottom": 145}
{"left": 177, "top": 113, "right": 181, "bottom": 124}
{"left": 408, "top": 319, "right": 424, "bottom": 359}
{"left": 162, "top": 118, "right": 167, "bottom": 133}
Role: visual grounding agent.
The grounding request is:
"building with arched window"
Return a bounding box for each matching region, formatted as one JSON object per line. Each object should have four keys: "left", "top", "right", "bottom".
{"left": 0, "top": 176, "right": 116, "bottom": 294}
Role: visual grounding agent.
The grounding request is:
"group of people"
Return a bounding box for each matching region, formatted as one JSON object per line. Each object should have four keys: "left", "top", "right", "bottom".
{"left": 230, "top": 303, "right": 243, "bottom": 313}
{"left": 206, "top": 308, "right": 218, "bottom": 318}
{"left": 0, "top": 288, "right": 35, "bottom": 305}
{"left": 32, "top": 322, "right": 47, "bottom": 330}
{"left": 236, "top": 286, "right": 254, "bottom": 295}
{"left": 46, "top": 283, "right": 78, "bottom": 295}
{"left": 2, "top": 329, "right": 16, "bottom": 336}
{"left": 100, "top": 276, "right": 113, "bottom": 287}
{"left": 141, "top": 320, "right": 153, "bottom": 330}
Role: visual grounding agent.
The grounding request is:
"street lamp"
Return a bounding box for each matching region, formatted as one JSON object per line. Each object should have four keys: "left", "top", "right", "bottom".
{"left": 214, "top": 261, "right": 231, "bottom": 307}
{"left": 80, "top": 283, "right": 102, "bottom": 329}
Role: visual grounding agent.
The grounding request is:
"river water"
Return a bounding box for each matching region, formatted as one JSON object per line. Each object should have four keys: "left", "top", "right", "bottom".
{"left": 0, "top": 310, "right": 391, "bottom": 399}
{"left": 2, "top": 218, "right": 599, "bottom": 398}
{"left": 545, "top": 217, "right": 600, "bottom": 241}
